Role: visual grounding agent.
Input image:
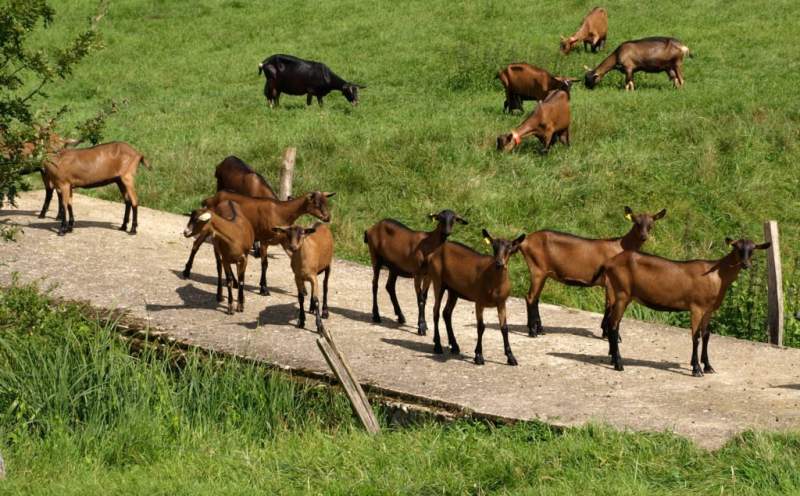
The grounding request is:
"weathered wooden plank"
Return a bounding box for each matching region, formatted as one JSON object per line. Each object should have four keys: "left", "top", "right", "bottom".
{"left": 279, "top": 147, "right": 296, "bottom": 201}
{"left": 764, "top": 220, "right": 784, "bottom": 346}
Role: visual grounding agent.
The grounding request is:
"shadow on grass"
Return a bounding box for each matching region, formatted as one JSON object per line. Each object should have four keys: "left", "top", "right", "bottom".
{"left": 548, "top": 352, "right": 687, "bottom": 375}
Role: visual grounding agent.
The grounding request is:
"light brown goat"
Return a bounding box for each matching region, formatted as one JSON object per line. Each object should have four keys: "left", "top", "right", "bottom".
{"left": 584, "top": 36, "right": 690, "bottom": 90}
{"left": 183, "top": 200, "right": 255, "bottom": 315}
{"left": 364, "top": 210, "right": 468, "bottom": 335}
{"left": 560, "top": 7, "right": 608, "bottom": 54}
{"left": 599, "top": 238, "right": 770, "bottom": 376}
{"left": 43, "top": 141, "right": 150, "bottom": 236}
{"left": 496, "top": 89, "right": 570, "bottom": 153}
{"left": 496, "top": 63, "right": 574, "bottom": 113}
{"left": 520, "top": 207, "right": 666, "bottom": 337}
{"left": 273, "top": 222, "right": 333, "bottom": 332}
{"left": 427, "top": 229, "right": 526, "bottom": 366}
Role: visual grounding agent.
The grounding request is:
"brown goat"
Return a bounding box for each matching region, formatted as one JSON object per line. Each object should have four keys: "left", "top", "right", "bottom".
{"left": 184, "top": 190, "right": 334, "bottom": 295}
{"left": 560, "top": 7, "right": 608, "bottom": 54}
{"left": 215, "top": 155, "right": 277, "bottom": 199}
{"left": 273, "top": 222, "right": 333, "bottom": 332}
{"left": 183, "top": 200, "right": 255, "bottom": 315}
{"left": 43, "top": 142, "right": 150, "bottom": 236}
{"left": 520, "top": 207, "right": 666, "bottom": 337}
{"left": 496, "top": 63, "right": 575, "bottom": 113}
{"left": 496, "top": 89, "right": 570, "bottom": 154}
{"left": 599, "top": 238, "right": 770, "bottom": 376}
{"left": 364, "top": 210, "right": 468, "bottom": 335}
{"left": 584, "top": 36, "right": 690, "bottom": 90}
{"left": 427, "top": 229, "right": 526, "bottom": 366}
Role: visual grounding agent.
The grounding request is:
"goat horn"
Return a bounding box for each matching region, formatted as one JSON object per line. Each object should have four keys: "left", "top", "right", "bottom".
{"left": 583, "top": 65, "right": 591, "bottom": 71}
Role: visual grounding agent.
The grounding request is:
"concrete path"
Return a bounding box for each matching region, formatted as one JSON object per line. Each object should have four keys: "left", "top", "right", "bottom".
{"left": 2, "top": 191, "right": 799, "bottom": 449}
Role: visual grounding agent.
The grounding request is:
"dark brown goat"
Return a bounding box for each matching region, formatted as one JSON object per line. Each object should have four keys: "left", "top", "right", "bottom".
{"left": 183, "top": 201, "right": 255, "bottom": 315}
{"left": 584, "top": 36, "right": 690, "bottom": 90}
{"left": 496, "top": 89, "right": 570, "bottom": 153}
{"left": 364, "top": 210, "right": 468, "bottom": 335}
{"left": 560, "top": 7, "right": 608, "bottom": 54}
{"left": 427, "top": 230, "right": 526, "bottom": 366}
{"left": 496, "top": 63, "right": 575, "bottom": 113}
{"left": 184, "top": 190, "right": 334, "bottom": 295}
{"left": 599, "top": 238, "right": 770, "bottom": 376}
{"left": 43, "top": 142, "right": 150, "bottom": 236}
{"left": 519, "top": 207, "right": 666, "bottom": 336}
{"left": 215, "top": 155, "right": 277, "bottom": 199}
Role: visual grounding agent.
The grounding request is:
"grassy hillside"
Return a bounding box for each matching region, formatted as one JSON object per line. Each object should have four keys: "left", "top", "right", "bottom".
{"left": 2, "top": 283, "right": 800, "bottom": 494}
{"left": 27, "top": 0, "right": 800, "bottom": 338}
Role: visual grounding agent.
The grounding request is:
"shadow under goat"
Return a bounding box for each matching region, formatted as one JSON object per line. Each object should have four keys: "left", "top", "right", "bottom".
{"left": 273, "top": 223, "right": 333, "bottom": 333}
{"left": 598, "top": 238, "right": 770, "bottom": 376}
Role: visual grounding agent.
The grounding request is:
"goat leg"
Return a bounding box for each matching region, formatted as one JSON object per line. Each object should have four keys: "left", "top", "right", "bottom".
{"left": 259, "top": 248, "right": 271, "bottom": 295}
{"left": 499, "top": 303, "right": 517, "bottom": 366}
{"left": 321, "top": 267, "right": 330, "bottom": 318}
{"left": 370, "top": 262, "right": 381, "bottom": 323}
{"left": 610, "top": 327, "right": 624, "bottom": 371}
{"left": 386, "top": 271, "right": 405, "bottom": 324}
{"left": 183, "top": 232, "right": 209, "bottom": 278}
{"left": 474, "top": 308, "right": 486, "bottom": 366}
{"left": 215, "top": 251, "right": 224, "bottom": 302}
{"left": 297, "top": 290, "right": 306, "bottom": 328}
{"left": 701, "top": 329, "right": 715, "bottom": 374}
{"left": 129, "top": 204, "right": 138, "bottom": 235}
{"left": 39, "top": 185, "right": 53, "bottom": 219}
{"left": 236, "top": 259, "right": 245, "bottom": 312}
{"left": 120, "top": 201, "right": 131, "bottom": 232}
{"left": 432, "top": 284, "right": 445, "bottom": 355}
{"left": 312, "top": 296, "right": 324, "bottom": 333}
{"left": 442, "top": 290, "right": 459, "bottom": 355}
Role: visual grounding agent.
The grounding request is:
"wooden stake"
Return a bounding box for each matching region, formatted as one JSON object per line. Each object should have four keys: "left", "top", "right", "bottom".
{"left": 764, "top": 220, "right": 784, "bottom": 346}
{"left": 279, "top": 147, "right": 296, "bottom": 201}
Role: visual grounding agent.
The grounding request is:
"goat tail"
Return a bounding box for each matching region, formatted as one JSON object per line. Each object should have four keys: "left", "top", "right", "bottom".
{"left": 590, "top": 266, "right": 606, "bottom": 286}
{"left": 139, "top": 156, "right": 151, "bottom": 169}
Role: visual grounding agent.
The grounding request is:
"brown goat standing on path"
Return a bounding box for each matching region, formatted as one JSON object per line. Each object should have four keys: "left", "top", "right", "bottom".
{"left": 584, "top": 37, "right": 690, "bottom": 90}
{"left": 43, "top": 141, "right": 150, "bottom": 236}
{"left": 496, "top": 89, "right": 570, "bottom": 154}
{"left": 273, "top": 223, "right": 333, "bottom": 332}
{"left": 496, "top": 63, "right": 574, "bottom": 113}
{"left": 560, "top": 7, "right": 608, "bottom": 54}
{"left": 427, "top": 230, "right": 526, "bottom": 366}
{"left": 364, "top": 210, "right": 468, "bottom": 335}
{"left": 183, "top": 201, "right": 255, "bottom": 315}
{"left": 599, "top": 238, "right": 770, "bottom": 376}
{"left": 520, "top": 207, "right": 666, "bottom": 337}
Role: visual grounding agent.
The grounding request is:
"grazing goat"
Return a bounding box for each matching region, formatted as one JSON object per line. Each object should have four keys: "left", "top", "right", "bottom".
{"left": 364, "top": 210, "right": 468, "bottom": 335}
{"left": 496, "top": 89, "right": 570, "bottom": 154}
{"left": 185, "top": 190, "right": 334, "bottom": 295}
{"left": 183, "top": 201, "right": 255, "bottom": 315}
{"left": 497, "top": 63, "right": 574, "bottom": 113}
{"left": 43, "top": 142, "right": 150, "bottom": 236}
{"left": 258, "top": 54, "right": 365, "bottom": 107}
{"left": 427, "top": 230, "right": 526, "bottom": 366}
{"left": 584, "top": 37, "right": 690, "bottom": 90}
{"left": 560, "top": 7, "right": 608, "bottom": 54}
{"left": 520, "top": 207, "right": 666, "bottom": 337}
{"left": 273, "top": 223, "right": 333, "bottom": 332}
{"left": 599, "top": 238, "right": 770, "bottom": 376}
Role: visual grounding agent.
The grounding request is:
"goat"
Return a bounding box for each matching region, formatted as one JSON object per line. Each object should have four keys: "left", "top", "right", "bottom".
{"left": 43, "top": 142, "right": 150, "bottom": 236}
{"left": 496, "top": 63, "right": 575, "bottom": 113}
{"left": 183, "top": 200, "right": 255, "bottom": 315}
{"left": 560, "top": 7, "right": 608, "bottom": 54}
{"left": 599, "top": 238, "right": 770, "bottom": 376}
{"left": 584, "top": 37, "right": 690, "bottom": 91}
{"left": 519, "top": 206, "right": 666, "bottom": 337}
{"left": 273, "top": 223, "right": 333, "bottom": 332}
{"left": 496, "top": 89, "right": 570, "bottom": 154}
{"left": 364, "top": 210, "right": 468, "bottom": 335}
{"left": 258, "top": 54, "right": 365, "bottom": 107}
{"left": 427, "top": 230, "right": 526, "bottom": 366}
{"left": 184, "top": 190, "right": 334, "bottom": 295}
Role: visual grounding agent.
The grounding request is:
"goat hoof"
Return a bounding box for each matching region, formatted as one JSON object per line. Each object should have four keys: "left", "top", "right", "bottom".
{"left": 396, "top": 314, "right": 406, "bottom": 325}
{"left": 474, "top": 354, "right": 485, "bottom": 366}
{"left": 297, "top": 320, "right": 305, "bottom": 329}
{"left": 507, "top": 354, "right": 518, "bottom": 366}
{"left": 704, "top": 365, "right": 716, "bottom": 374}
{"left": 417, "top": 328, "right": 427, "bottom": 337}
{"left": 450, "top": 345, "right": 460, "bottom": 355}
{"left": 58, "top": 230, "right": 67, "bottom": 237}
{"left": 417, "top": 322, "right": 427, "bottom": 336}
{"left": 614, "top": 363, "right": 624, "bottom": 371}
{"left": 128, "top": 228, "right": 137, "bottom": 235}
{"left": 433, "top": 343, "right": 444, "bottom": 355}
{"left": 119, "top": 225, "right": 127, "bottom": 231}
{"left": 321, "top": 309, "right": 329, "bottom": 319}
{"left": 38, "top": 213, "right": 46, "bottom": 219}
{"left": 182, "top": 268, "right": 191, "bottom": 279}
{"left": 371, "top": 314, "right": 381, "bottom": 323}
{"left": 226, "top": 308, "right": 234, "bottom": 316}
{"left": 527, "top": 328, "right": 538, "bottom": 338}
{"left": 236, "top": 305, "right": 244, "bottom": 313}
{"left": 692, "top": 368, "right": 703, "bottom": 377}
{"left": 260, "top": 287, "right": 270, "bottom": 296}
{"left": 216, "top": 294, "right": 224, "bottom": 303}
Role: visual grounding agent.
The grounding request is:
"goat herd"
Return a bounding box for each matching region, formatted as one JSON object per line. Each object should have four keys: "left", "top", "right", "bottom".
{"left": 21, "top": 7, "right": 772, "bottom": 378}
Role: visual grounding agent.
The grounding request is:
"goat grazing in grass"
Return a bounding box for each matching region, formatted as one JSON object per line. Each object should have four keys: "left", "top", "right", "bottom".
{"left": 183, "top": 200, "right": 255, "bottom": 315}
{"left": 273, "top": 223, "right": 333, "bottom": 332}
{"left": 427, "top": 229, "right": 526, "bottom": 366}
{"left": 497, "top": 63, "right": 574, "bottom": 113}
{"left": 364, "top": 210, "right": 468, "bottom": 335}
{"left": 584, "top": 36, "right": 690, "bottom": 90}
{"left": 496, "top": 89, "right": 570, "bottom": 154}
{"left": 519, "top": 206, "right": 666, "bottom": 337}
{"left": 560, "top": 7, "right": 608, "bottom": 54}
{"left": 599, "top": 238, "right": 770, "bottom": 376}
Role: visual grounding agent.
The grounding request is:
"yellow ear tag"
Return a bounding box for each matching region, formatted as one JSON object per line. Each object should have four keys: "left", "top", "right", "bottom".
{"left": 484, "top": 238, "right": 491, "bottom": 245}
{"left": 624, "top": 213, "right": 632, "bottom": 221}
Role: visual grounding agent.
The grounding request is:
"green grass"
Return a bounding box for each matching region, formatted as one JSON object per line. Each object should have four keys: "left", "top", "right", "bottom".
{"left": 2, "top": 282, "right": 800, "bottom": 494}
{"left": 25, "top": 0, "right": 800, "bottom": 340}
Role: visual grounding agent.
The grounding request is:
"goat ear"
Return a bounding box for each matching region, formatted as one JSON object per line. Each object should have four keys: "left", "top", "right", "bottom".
{"left": 624, "top": 206, "right": 633, "bottom": 221}
{"left": 456, "top": 216, "right": 469, "bottom": 225}
{"left": 303, "top": 227, "right": 317, "bottom": 236}
{"left": 725, "top": 237, "right": 735, "bottom": 246}
{"left": 653, "top": 208, "right": 667, "bottom": 220}
{"left": 756, "top": 242, "right": 772, "bottom": 250}
{"left": 323, "top": 192, "right": 336, "bottom": 198}
{"left": 583, "top": 65, "right": 592, "bottom": 72}
{"left": 513, "top": 234, "right": 526, "bottom": 245}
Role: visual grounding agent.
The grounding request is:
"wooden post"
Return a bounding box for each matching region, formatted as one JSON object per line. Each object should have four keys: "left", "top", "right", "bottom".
{"left": 764, "top": 220, "right": 784, "bottom": 346}
{"left": 316, "top": 327, "right": 380, "bottom": 434}
{"left": 279, "top": 147, "right": 296, "bottom": 201}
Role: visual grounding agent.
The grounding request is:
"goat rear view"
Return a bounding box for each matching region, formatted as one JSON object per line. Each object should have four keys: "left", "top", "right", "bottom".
{"left": 497, "top": 63, "right": 574, "bottom": 113}
{"left": 215, "top": 155, "right": 277, "bottom": 199}
{"left": 496, "top": 89, "right": 570, "bottom": 154}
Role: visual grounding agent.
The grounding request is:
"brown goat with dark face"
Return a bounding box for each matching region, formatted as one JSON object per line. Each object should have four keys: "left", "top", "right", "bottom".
{"left": 496, "top": 89, "right": 570, "bottom": 154}
{"left": 520, "top": 207, "right": 666, "bottom": 337}
{"left": 273, "top": 222, "right": 333, "bottom": 332}
{"left": 364, "top": 210, "right": 468, "bottom": 335}
{"left": 600, "top": 238, "right": 770, "bottom": 376}
{"left": 584, "top": 36, "right": 690, "bottom": 90}
{"left": 560, "top": 7, "right": 608, "bottom": 54}
{"left": 426, "top": 229, "right": 526, "bottom": 366}
{"left": 496, "top": 63, "right": 574, "bottom": 113}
